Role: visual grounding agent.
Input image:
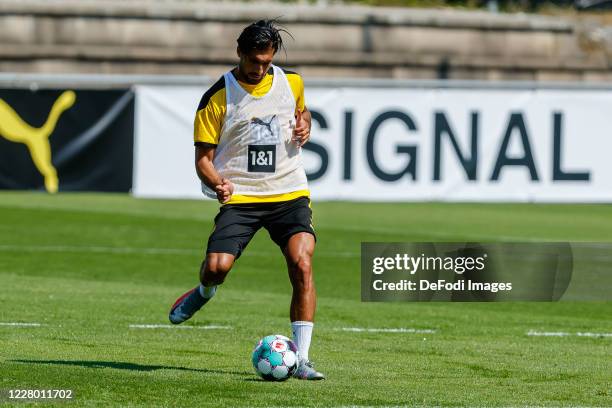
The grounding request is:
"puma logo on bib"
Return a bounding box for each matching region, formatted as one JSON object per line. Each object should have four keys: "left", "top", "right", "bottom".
{"left": 250, "top": 114, "right": 281, "bottom": 144}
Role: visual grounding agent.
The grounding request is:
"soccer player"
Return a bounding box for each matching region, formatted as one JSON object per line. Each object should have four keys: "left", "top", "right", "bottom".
{"left": 168, "top": 20, "right": 324, "bottom": 380}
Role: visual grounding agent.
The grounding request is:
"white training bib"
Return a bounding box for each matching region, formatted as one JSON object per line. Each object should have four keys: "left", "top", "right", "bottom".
{"left": 202, "top": 65, "right": 308, "bottom": 198}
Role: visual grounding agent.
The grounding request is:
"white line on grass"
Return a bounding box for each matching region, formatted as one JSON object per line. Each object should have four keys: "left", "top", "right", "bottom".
{"left": 129, "top": 324, "right": 232, "bottom": 330}
{"left": 0, "top": 244, "right": 197, "bottom": 255}
{"left": 338, "top": 327, "right": 436, "bottom": 334}
{"left": 527, "top": 330, "right": 612, "bottom": 338}
{"left": 0, "top": 244, "right": 357, "bottom": 258}
{"left": 330, "top": 224, "right": 612, "bottom": 243}
{"left": 0, "top": 322, "right": 42, "bottom": 327}
{"left": 328, "top": 224, "right": 549, "bottom": 242}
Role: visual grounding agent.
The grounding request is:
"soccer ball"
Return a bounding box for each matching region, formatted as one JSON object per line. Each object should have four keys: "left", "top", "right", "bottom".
{"left": 251, "top": 334, "right": 299, "bottom": 381}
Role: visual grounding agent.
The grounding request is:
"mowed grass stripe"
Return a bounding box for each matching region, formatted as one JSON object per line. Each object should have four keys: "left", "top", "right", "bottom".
{"left": 2, "top": 192, "right": 612, "bottom": 240}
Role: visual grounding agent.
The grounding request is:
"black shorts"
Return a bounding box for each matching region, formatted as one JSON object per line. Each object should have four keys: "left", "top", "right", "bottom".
{"left": 206, "top": 196, "right": 316, "bottom": 258}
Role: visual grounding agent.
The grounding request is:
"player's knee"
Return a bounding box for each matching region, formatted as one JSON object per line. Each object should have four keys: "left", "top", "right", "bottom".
{"left": 203, "top": 264, "right": 229, "bottom": 285}
{"left": 288, "top": 255, "right": 312, "bottom": 288}
{"left": 201, "top": 255, "right": 233, "bottom": 285}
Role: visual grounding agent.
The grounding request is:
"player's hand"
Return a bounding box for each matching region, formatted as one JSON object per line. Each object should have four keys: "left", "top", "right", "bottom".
{"left": 292, "top": 109, "right": 310, "bottom": 147}
{"left": 214, "top": 178, "right": 234, "bottom": 204}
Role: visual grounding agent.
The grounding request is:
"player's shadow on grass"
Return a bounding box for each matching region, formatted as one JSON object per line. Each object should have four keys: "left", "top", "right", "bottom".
{"left": 11, "top": 359, "right": 250, "bottom": 377}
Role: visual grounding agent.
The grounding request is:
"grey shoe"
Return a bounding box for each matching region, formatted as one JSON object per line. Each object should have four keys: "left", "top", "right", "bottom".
{"left": 169, "top": 287, "right": 208, "bottom": 324}
{"left": 294, "top": 359, "right": 325, "bottom": 380}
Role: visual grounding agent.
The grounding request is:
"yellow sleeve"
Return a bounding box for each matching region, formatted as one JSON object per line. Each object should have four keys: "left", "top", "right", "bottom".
{"left": 286, "top": 73, "right": 305, "bottom": 112}
{"left": 194, "top": 82, "right": 226, "bottom": 145}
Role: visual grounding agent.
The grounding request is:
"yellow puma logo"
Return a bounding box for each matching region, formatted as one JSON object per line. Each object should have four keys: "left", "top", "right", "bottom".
{"left": 0, "top": 91, "right": 76, "bottom": 193}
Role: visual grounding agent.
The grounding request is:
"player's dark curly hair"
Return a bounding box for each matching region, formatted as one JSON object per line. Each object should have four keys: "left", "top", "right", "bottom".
{"left": 237, "top": 19, "right": 291, "bottom": 54}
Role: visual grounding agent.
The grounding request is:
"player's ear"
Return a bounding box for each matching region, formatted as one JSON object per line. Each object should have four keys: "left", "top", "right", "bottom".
{"left": 236, "top": 47, "right": 241, "bottom": 59}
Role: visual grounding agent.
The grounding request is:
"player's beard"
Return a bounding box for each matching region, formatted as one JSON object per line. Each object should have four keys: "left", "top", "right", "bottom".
{"left": 237, "top": 66, "right": 263, "bottom": 85}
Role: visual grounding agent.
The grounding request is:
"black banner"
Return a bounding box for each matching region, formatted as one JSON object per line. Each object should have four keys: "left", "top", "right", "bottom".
{"left": 0, "top": 89, "right": 134, "bottom": 192}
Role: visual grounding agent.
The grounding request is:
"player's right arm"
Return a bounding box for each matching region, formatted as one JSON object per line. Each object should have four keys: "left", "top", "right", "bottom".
{"left": 194, "top": 77, "right": 233, "bottom": 203}
{"left": 195, "top": 146, "right": 233, "bottom": 203}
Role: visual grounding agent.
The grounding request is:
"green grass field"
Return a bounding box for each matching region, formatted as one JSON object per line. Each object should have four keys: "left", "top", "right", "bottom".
{"left": 0, "top": 192, "right": 610, "bottom": 407}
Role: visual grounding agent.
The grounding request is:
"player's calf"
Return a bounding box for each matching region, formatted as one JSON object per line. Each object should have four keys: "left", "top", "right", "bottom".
{"left": 169, "top": 254, "right": 234, "bottom": 324}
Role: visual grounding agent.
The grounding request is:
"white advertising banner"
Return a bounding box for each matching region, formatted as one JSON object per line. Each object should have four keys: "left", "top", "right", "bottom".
{"left": 134, "top": 84, "right": 612, "bottom": 202}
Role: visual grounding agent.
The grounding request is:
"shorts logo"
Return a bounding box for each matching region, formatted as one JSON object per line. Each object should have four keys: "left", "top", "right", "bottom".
{"left": 248, "top": 144, "right": 276, "bottom": 173}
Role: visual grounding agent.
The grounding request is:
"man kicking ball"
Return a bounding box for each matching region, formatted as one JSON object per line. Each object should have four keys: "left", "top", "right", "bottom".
{"left": 168, "top": 19, "right": 324, "bottom": 380}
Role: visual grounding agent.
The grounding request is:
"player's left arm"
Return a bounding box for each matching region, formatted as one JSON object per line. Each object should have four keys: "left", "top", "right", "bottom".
{"left": 293, "top": 107, "right": 311, "bottom": 147}
{"left": 289, "top": 72, "right": 311, "bottom": 147}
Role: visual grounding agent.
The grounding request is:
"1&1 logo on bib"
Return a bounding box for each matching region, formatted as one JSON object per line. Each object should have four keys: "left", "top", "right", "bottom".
{"left": 248, "top": 144, "right": 276, "bottom": 172}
